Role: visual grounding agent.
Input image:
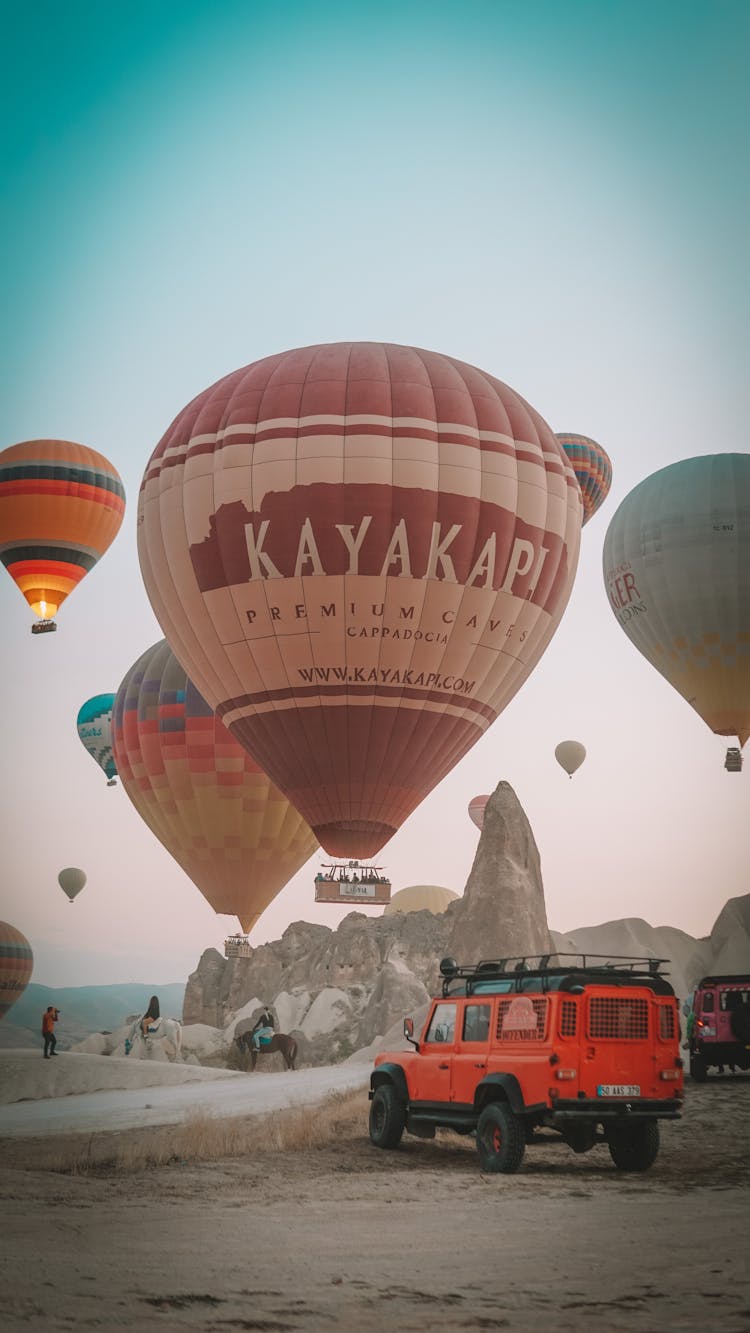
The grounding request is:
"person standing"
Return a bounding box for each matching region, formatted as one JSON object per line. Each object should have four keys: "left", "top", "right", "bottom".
{"left": 42, "top": 1006, "right": 60, "bottom": 1058}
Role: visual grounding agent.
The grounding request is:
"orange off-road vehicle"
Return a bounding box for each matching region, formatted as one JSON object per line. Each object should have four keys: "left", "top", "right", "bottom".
{"left": 369, "top": 954, "right": 684, "bottom": 1173}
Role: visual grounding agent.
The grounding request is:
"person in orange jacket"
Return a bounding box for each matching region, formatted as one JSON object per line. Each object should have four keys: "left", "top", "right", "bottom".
{"left": 42, "top": 1006, "right": 60, "bottom": 1058}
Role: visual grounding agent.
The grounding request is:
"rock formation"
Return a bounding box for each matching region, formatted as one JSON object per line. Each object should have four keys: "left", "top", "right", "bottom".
{"left": 180, "top": 771, "right": 748, "bottom": 1068}
{"left": 183, "top": 780, "right": 556, "bottom": 1064}
{"left": 683, "top": 894, "right": 750, "bottom": 989}
{"left": 447, "top": 781, "right": 551, "bottom": 962}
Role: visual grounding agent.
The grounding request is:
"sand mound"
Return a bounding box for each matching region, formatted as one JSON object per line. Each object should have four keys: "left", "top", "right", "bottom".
{"left": 0, "top": 1049, "right": 243, "bottom": 1106}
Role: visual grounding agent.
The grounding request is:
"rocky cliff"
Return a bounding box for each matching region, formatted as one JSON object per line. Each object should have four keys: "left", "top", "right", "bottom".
{"left": 182, "top": 776, "right": 748, "bottom": 1068}
{"left": 184, "top": 780, "right": 550, "bottom": 1062}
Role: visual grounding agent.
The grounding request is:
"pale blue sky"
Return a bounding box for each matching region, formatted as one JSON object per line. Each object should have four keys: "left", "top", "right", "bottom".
{"left": 1, "top": 1, "right": 748, "bottom": 986}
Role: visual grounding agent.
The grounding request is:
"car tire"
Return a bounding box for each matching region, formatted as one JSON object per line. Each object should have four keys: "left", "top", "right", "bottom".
{"left": 369, "top": 1084, "right": 405, "bottom": 1149}
{"left": 606, "top": 1120, "right": 660, "bottom": 1171}
{"left": 476, "top": 1102, "right": 525, "bottom": 1174}
{"left": 690, "top": 1052, "right": 708, "bottom": 1082}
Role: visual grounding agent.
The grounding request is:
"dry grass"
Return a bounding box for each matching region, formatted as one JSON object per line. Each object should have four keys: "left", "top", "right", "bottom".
{"left": 17, "top": 1085, "right": 371, "bottom": 1176}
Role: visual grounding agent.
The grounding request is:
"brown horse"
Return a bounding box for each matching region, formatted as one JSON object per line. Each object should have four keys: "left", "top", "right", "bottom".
{"left": 236, "top": 1030, "right": 298, "bottom": 1071}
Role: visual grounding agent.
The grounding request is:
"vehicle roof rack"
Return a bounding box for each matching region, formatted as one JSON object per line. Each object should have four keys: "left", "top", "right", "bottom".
{"left": 438, "top": 953, "right": 671, "bottom": 996}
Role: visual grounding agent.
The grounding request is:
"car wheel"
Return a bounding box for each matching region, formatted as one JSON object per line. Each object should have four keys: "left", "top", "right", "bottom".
{"left": 606, "top": 1121, "right": 659, "bottom": 1171}
{"left": 369, "top": 1084, "right": 405, "bottom": 1149}
{"left": 476, "top": 1102, "right": 525, "bottom": 1174}
{"left": 690, "top": 1052, "right": 708, "bottom": 1082}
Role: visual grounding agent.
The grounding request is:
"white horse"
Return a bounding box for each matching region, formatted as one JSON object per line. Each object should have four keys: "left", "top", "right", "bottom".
{"left": 125, "top": 1016, "right": 183, "bottom": 1061}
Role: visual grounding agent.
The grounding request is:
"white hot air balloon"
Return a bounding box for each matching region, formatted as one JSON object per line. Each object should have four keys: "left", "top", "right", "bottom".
{"left": 555, "top": 741, "right": 586, "bottom": 778}
{"left": 58, "top": 868, "right": 87, "bottom": 903}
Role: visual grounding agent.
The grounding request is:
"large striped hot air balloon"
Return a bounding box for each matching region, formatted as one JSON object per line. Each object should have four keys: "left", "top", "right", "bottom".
{"left": 138, "top": 342, "right": 582, "bottom": 858}
{"left": 112, "top": 640, "right": 318, "bottom": 932}
{"left": 0, "top": 922, "right": 33, "bottom": 1020}
{"left": 77, "top": 694, "right": 117, "bottom": 785}
{"left": 603, "top": 453, "right": 750, "bottom": 758}
{"left": 0, "top": 439, "right": 125, "bottom": 632}
{"left": 556, "top": 433, "right": 612, "bottom": 526}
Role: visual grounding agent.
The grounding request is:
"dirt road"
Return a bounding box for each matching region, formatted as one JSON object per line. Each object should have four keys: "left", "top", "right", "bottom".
{"left": 1, "top": 1074, "right": 748, "bottom": 1331}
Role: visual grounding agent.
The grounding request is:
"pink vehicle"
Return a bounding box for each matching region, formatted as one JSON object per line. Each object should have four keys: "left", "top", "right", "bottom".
{"left": 688, "top": 975, "right": 750, "bottom": 1081}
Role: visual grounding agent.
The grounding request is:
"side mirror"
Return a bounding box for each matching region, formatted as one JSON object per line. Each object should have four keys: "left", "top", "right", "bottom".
{"left": 403, "top": 1016, "right": 419, "bottom": 1049}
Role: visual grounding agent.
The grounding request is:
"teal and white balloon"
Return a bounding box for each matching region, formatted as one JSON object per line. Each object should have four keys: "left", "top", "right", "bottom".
{"left": 76, "top": 694, "right": 117, "bottom": 786}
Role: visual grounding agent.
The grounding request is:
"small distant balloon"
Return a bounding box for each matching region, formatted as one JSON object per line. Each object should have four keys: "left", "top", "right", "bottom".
{"left": 0, "top": 922, "right": 33, "bottom": 1020}
{"left": 58, "top": 867, "right": 86, "bottom": 902}
{"left": 468, "top": 795, "right": 490, "bottom": 830}
{"left": 77, "top": 694, "right": 117, "bottom": 785}
{"left": 556, "top": 434, "right": 612, "bottom": 526}
{"left": 555, "top": 741, "right": 586, "bottom": 777}
{"left": 0, "top": 439, "right": 125, "bottom": 631}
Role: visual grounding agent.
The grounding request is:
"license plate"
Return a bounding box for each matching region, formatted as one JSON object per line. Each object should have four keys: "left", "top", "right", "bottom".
{"left": 597, "top": 1084, "right": 640, "bottom": 1097}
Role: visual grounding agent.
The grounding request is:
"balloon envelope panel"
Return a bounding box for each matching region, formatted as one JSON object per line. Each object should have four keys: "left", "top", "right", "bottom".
{"left": 384, "top": 885, "right": 458, "bottom": 914}
{"left": 0, "top": 922, "right": 33, "bottom": 1020}
{"left": 556, "top": 434, "right": 612, "bottom": 526}
{"left": 603, "top": 454, "right": 750, "bottom": 747}
{"left": 112, "top": 640, "right": 318, "bottom": 932}
{"left": 77, "top": 694, "right": 117, "bottom": 782}
{"left": 0, "top": 439, "right": 125, "bottom": 621}
{"left": 138, "top": 342, "right": 582, "bottom": 857}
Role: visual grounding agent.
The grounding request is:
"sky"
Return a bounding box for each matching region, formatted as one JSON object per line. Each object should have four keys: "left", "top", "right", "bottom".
{"left": 1, "top": 0, "right": 748, "bottom": 988}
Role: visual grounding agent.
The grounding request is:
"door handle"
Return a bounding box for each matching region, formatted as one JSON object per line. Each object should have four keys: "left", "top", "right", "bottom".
{"left": 473, "top": 1062, "right": 485, "bottom": 1068}
{"left": 438, "top": 1062, "right": 450, "bottom": 1070}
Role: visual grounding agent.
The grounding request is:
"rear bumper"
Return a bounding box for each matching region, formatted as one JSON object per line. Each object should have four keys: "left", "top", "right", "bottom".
{"left": 550, "top": 1097, "right": 682, "bottom": 1121}
{"left": 692, "top": 1040, "right": 750, "bottom": 1063}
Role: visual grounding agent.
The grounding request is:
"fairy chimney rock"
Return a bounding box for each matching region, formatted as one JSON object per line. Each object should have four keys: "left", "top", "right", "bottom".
{"left": 447, "top": 780, "right": 552, "bottom": 963}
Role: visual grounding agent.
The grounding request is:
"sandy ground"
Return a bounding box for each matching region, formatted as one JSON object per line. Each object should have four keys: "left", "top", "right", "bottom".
{"left": 1, "top": 1067, "right": 749, "bottom": 1332}
{"left": 0, "top": 1051, "right": 369, "bottom": 1136}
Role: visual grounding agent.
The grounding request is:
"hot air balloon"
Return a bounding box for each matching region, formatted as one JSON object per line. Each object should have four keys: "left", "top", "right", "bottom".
{"left": 0, "top": 439, "right": 125, "bottom": 633}
{"left": 112, "top": 640, "right": 318, "bottom": 932}
{"left": 138, "top": 342, "right": 582, "bottom": 858}
{"left": 468, "top": 795, "right": 490, "bottom": 830}
{"left": 556, "top": 434, "right": 612, "bottom": 526}
{"left": 603, "top": 454, "right": 750, "bottom": 764}
{"left": 555, "top": 740, "right": 586, "bottom": 777}
{"left": 77, "top": 694, "right": 117, "bottom": 786}
{"left": 0, "top": 922, "right": 33, "bottom": 1020}
{"left": 383, "top": 885, "right": 458, "bottom": 915}
{"left": 58, "top": 868, "right": 86, "bottom": 902}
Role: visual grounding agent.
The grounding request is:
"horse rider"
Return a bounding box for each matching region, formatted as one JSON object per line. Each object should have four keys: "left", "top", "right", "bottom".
{"left": 141, "top": 994, "right": 160, "bottom": 1038}
{"left": 249, "top": 1004, "right": 275, "bottom": 1053}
